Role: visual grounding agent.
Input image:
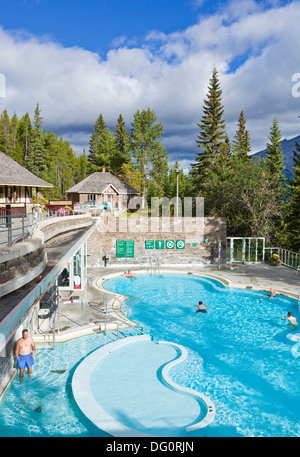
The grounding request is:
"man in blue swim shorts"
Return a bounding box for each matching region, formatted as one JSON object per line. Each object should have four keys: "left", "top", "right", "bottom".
{"left": 15, "top": 329, "right": 35, "bottom": 380}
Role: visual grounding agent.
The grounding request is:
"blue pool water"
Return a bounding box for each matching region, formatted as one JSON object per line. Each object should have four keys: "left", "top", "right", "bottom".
{"left": 103, "top": 273, "right": 300, "bottom": 437}
{"left": 0, "top": 273, "right": 299, "bottom": 437}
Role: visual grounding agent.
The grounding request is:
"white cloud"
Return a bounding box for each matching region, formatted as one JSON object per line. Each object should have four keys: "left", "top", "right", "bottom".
{"left": 0, "top": 0, "right": 300, "bottom": 168}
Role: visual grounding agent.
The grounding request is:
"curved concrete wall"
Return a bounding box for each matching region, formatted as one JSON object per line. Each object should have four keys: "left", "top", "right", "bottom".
{"left": 0, "top": 215, "right": 92, "bottom": 298}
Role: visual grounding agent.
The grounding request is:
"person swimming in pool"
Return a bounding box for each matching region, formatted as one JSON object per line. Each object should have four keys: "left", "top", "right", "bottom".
{"left": 121, "top": 269, "right": 136, "bottom": 279}
{"left": 279, "top": 312, "right": 298, "bottom": 330}
{"left": 15, "top": 329, "right": 35, "bottom": 381}
{"left": 260, "top": 287, "right": 276, "bottom": 299}
{"left": 194, "top": 301, "right": 208, "bottom": 314}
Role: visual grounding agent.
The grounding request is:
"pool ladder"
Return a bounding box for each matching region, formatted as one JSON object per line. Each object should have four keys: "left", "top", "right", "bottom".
{"left": 147, "top": 254, "right": 160, "bottom": 274}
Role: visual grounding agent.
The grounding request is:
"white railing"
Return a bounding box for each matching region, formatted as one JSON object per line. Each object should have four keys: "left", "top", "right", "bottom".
{"left": 265, "top": 247, "right": 300, "bottom": 270}
{"left": 0, "top": 210, "right": 82, "bottom": 247}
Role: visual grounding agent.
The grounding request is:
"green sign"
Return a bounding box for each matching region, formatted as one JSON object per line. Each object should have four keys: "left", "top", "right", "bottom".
{"left": 116, "top": 240, "right": 135, "bottom": 258}
{"left": 145, "top": 240, "right": 154, "bottom": 249}
{"left": 192, "top": 242, "right": 197, "bottom": 247}
{"left": 116, "top": 240, "right": 126, "bottom": 258}
{"left": 155, "top": 240, "right": 164, "bottom": 249}
{"left": 166, "top": 240, "right": 175, "bottom": 249}
{"left": 125, "top": 240, "right": 135, "bottom": 258}
{"left": 204, "top": 238, "right": 209, "bottom": 244}
{"left": 176, "top": 240, "right": 185, "bottom": 250}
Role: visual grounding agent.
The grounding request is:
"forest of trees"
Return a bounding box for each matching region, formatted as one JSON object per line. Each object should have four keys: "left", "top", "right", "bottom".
{"left": 0, "top": 67, "right": 299, "bottom": 252}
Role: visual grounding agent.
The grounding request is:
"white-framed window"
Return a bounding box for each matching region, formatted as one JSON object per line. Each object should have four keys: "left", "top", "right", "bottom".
{"left": 87, "top": 194, "right": 96, "bottom": 201}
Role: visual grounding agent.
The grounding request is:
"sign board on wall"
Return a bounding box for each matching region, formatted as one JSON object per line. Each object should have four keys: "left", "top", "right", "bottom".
{"left": 116, "top": 240, "right": 135, "bottom": 258}
{"left": 145, "top": 240, "right": 154, "bottom": 249}
{"left": 176, "top": 240, "right": 185, "bottom": 249}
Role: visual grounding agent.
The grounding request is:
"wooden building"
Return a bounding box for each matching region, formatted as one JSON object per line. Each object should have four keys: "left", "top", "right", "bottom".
{"left": 0, "top": 151, "right": 53, "bottom": 215}
{"left": 66, "top": 168, "right": 139, "bottom": 211}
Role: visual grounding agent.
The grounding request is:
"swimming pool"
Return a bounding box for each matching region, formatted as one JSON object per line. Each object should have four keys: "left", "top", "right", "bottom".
{"left": 102, "top": 273, "right": 300, "bottom": 437}
{"left": 0, "top": 272, "right": 299, "bottom": 437}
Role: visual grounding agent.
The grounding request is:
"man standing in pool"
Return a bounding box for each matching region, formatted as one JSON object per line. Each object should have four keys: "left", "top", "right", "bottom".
{"left": 15, "top": 329, "right": 35, "bottom": 380}
{"left": 279, "top": 312, "right": 298, "bottom": 330}
{"left": 194, "top": 301, "right": 208, "bottom": 314}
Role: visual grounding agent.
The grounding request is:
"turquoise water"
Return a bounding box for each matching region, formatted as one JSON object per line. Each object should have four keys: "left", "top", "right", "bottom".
{"left": 103, "top": 273, "right": 300, "bottom": 437}
{"left": 89, "top": 339, "right": 206, "bottom": 436}
{"left": 0, "top": 273, "right": 299, "bottom": 437}
{"left": 0, "top": 332, "right": 117, "bottom": 437}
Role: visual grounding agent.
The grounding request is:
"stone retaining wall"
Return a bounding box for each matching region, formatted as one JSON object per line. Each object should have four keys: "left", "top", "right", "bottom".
{"left": 87, "top": 216, "right": 227, "bottom": 266}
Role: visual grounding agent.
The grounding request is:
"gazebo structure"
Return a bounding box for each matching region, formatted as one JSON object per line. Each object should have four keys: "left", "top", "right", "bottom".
{"left": 0, "top": 151, "right": 53, "bottom": 215}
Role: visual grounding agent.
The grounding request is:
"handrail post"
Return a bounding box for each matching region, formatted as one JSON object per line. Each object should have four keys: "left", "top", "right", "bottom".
{"left": 7, "top": 215, "right": 12, "bottom": 246}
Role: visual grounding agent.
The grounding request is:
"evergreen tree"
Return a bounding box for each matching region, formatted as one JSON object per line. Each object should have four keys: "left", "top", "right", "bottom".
{"left": 265, "top": 116, "right": 286, "bottom": 184}
{"left": 0, "top": 109, "right": 11, "bottom": 155}
{"left": 9, "top": 113, "right": 23, "bottom": 164}
{"left": 88, "top": 114, "right": 113, "bottom": 172}
{"left": 193, "top": 67, "right": 227, "bottom": 179}
{"left": 130, "top": 108, "right": 169, "bottom": 204}
{"left": 17, "top": 113, "right": 32, "bottom": 166}
{"left": 232, "top": 110, "right": 251, "bottom": 159}
{"left": 77, "top": 149, "right": 88, "bottom": 182}
{"left": 26, "top": 103, "right": 48, "bottom": 179}
{"left": 113, "top": 114, "right": 131, "bottom": 175}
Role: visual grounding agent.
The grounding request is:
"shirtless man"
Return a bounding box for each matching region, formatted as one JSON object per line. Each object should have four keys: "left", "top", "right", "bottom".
{"left": 15, "top": 329, "right": 35, "bottom": 379}
{"left": 280, "top": 312, "right": 298, "bottom": 330}
{"left": 194, "top": 301, "right": 209, "bottom": 314}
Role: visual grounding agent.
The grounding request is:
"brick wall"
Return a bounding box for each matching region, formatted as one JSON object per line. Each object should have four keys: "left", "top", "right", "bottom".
{"left": 87, "top": 216, "right": 227, "bottom": 266}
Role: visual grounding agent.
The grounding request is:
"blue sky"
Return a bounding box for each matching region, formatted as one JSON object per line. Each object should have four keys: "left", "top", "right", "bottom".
{"left": 0, "top": 0, "right": 231, "bottom": 54}
{"left": 0, "top": 0, "right": 299, "bottom": 169}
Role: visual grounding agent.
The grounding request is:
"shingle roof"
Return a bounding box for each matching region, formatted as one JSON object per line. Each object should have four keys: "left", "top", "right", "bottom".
{"left": 66, "top": 171, "right": 139, "bottom": 195}
{"left": 0, "top": 151, "right": 53, "bottom": 188}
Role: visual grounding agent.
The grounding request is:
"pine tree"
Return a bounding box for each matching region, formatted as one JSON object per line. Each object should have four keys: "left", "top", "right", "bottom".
{"left": 17, "top": 113, "right": 32, "bottom": 166}
{"left": 265, "top": 116, "right": 286, "bottom": 184}
{"left": 114, "top": 114, "right": 131, "bottom": 175}
{"left": 0, "top": 109, "right": 11, "bottom": 155}
{"left": 9, "top": 113, "right": 23, "bottom": 164}
{"left": 193, "top": 68, "right": 227, "bottom": 179}
{"left": 26, "top": 103, "right": 48, "bottom": 179}
{"left": 130, "top": 108, "right": 169, "bottom": 204}
{"left": 232, "top": 110, "right": 251, "bottom": 159}
{"left": 88, "top": 114, "right": 112, "bottom": 172}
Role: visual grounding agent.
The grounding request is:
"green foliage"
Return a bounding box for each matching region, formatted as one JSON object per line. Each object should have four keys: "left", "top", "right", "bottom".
{"left": 193, "top": 67, "right": 227, "bottom": 180}
{"left": 232, "top": 110, "right": 251, "bottom": 159}
{"left": 129, "top": 108, "right": 169, "bottom": 201}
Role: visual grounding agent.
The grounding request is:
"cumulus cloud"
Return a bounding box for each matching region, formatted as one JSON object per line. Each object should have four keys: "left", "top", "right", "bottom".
{"left": 0, "top": 0, "right": 300, "bottom": 167}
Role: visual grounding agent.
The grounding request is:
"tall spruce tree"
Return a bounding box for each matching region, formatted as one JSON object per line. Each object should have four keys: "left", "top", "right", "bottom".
{"left": 88, "top": 113, "right": 113, "bottom": 172}
{"left": 112, "top": 114, "right": 131, "bottom": 176}
{"left": 17, "top": 113, "right": 32, "bottom": 166}
{"left": 26, "top": 103, "right": 48, "bottom": 179}
{"left": 265, "top": 116, "right": 286, "bottom": 184}
{"left": 232, "top": 110, "right": 251, "bottom": 159}
{"left": 193, "top": 67, "right": 227, "bottom": 179}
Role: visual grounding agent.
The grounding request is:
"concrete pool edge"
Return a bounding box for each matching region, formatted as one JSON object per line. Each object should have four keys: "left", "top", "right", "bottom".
{"left": 72, "top": 335, "right": 215, "bottom": 437}
{"left": 98, "top": 268, "right": 300, "bottom": 302}
{"left": 158, "top": 340, "right": 215, "bottom": 431}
